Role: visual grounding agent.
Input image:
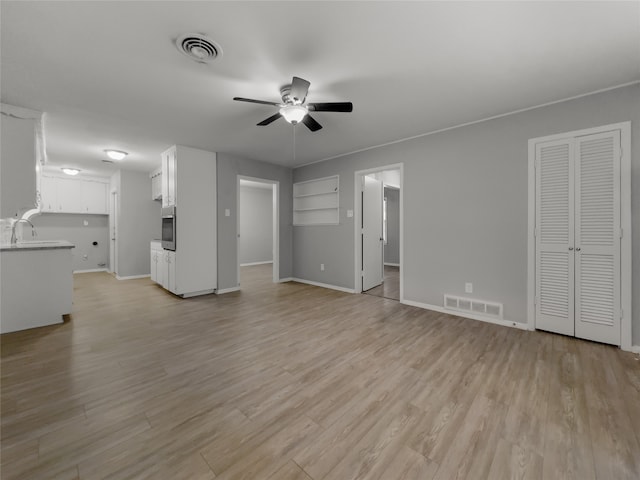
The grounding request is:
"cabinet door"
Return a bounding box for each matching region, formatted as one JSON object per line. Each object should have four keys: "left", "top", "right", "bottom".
{"left": 56, "top": 177, "right": 83, "bottom": 213}
{"left": 82, "top": 180, "right": 108, "bottom": 214}
{"left": 160, "top": 251, "right": 169, "bottom": 289}
{"left": 151, "top": 174, "right": 162, "bottom": 201}
{"left": 167, "top": 251, "right": 176, "bottom": 293}
{"left": 167, "top": 149, "right": 176, "bottom": 206}
{"left": 150, "top": 249, "right": 157, "bottom": 283}
{"left": 40, "top": 175, "right": 57, "bottom": 212}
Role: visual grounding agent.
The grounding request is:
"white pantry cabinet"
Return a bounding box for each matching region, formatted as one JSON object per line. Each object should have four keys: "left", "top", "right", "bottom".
{"left": 40, "top": 175, "right": 109, "bottom": 214}
{"left": 155, "top": 145, "right": 216, "bottom": 297}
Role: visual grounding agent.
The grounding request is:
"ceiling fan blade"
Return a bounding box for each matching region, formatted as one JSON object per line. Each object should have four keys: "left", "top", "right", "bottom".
{"left": 302, "top": 114, "right": 323, "bottom": 132}
{"left": 234, "top": 97, "right": 280, "bottom": 106}
{"left": 290, "top": 77, "right": 310, "bottom": 103}
{"left": 307, "top": 102, "right": 353, "bottom": 112}
{"left": 257, "top": 112, "right": 282, "bottom": 126}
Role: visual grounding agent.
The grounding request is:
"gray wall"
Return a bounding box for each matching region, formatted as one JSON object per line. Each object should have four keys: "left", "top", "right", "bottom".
{"left": 240, "top": 184, "right": 273, "bottom": 265}
{"left": 384, "top": 187, "right": 400, "bottom": 265}
{"left": 217, "top": 153, "right": 292, "bottom": 290}
{"left": 292, "top": 84, "right": 640, "bottom": 345}
{"left": 30, "top": 213, "right": 109, "bottom": 271}
{"left": 114, "top": 170, "right": 161, "bottom": 278}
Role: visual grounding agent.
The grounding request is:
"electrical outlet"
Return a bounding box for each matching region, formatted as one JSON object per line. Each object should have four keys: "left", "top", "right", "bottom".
{"left": 465, "top": 282, "right": 473, "bottom": 293}
{"left": 320, "top": 263, "right": 325, "bottom": 271}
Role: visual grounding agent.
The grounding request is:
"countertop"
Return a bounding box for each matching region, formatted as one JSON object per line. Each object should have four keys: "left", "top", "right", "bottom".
{"left": 0, "top": 240, "right": 75, "bottom": 252}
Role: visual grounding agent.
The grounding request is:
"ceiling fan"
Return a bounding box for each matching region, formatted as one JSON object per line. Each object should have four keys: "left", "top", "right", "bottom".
{"left": 233, "top": 76, "right": 353, "bottom": 132}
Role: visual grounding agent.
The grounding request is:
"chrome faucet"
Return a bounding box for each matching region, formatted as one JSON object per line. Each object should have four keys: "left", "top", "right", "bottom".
{"left": 10, "top": 219, "right": 37, "bottom": 245}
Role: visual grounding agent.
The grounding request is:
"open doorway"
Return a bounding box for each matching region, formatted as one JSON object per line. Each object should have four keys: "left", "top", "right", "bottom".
{"left": 354, "top": 164, "right": 403, "bottom": 301}
{"left": 237, "top": 176, "right": 279, "bottom": 290}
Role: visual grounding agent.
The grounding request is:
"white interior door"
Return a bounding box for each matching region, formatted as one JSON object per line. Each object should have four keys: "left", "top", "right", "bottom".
{"left": 535, "top": 139, "right": 575, "bottom": 336}
{"left": 110, "top": 191, "right": 117, "bottom": 274}
{"left": 362, "top": 176, "right": 383, "bottom": 291}
{"left": 574, "top": 131, "right": 621, "bottom": 345}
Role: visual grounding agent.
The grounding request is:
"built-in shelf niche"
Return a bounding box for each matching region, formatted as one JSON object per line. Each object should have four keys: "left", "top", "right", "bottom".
{"left": 293, "top": 175, "right": 339, "bottom": 226}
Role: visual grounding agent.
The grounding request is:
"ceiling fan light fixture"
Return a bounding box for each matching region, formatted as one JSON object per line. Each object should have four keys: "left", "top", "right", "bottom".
{"left": 279, "top": 105, "right": 307, "bottom": 124}
{"left": 62, "top": 168, "right": 80, "bottom": 176}
{"left": 104, "top": 149, "right": 128, "bottom": 161}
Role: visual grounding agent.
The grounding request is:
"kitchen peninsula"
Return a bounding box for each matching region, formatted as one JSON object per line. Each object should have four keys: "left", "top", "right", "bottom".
{"left": 1, "top": 241, "right": 74, "bottom": 333}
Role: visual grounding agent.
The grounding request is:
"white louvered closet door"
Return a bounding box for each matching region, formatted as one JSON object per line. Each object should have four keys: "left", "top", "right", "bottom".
{"left": 535, "top": 139, "right": 575, "bottom": 337}
{"left": 535, "top": 130, "right": 622, "bottom": 346}
{"left": 574, "top": 131, "right": 621, "bottom": 345}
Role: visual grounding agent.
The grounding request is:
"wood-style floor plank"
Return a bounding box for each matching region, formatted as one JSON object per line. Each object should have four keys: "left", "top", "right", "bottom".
{"left": 1, "top": 265, "right": 638, "bottom": 480}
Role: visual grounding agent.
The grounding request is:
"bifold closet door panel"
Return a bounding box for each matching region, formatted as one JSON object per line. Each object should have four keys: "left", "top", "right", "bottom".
{"left": 535, "top": 139, "right": 575, "bottom": 337}
{"left": 574, "top": 131, "right": 621, "bottom": 346}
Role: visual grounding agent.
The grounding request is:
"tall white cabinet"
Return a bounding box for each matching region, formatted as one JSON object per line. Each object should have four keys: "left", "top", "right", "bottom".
{"left": 152, "top": 145, "right": 216, "bottom": 297}
{"left": 534, "top": 126, "right": 626, "bottom": 346}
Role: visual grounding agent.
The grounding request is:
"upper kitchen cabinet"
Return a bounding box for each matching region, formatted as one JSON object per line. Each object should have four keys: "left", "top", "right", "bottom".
{"left": 40, "top": 174, "right": 109, "bottom": 214}
{"left": 0, "top": 104, "right": 44, "bottom": 218}
{"left": 161, "top": 147, "right": 177, "bottom": 207}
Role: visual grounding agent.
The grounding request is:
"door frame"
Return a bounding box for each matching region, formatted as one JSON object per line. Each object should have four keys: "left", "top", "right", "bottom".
{"left": 354, "top": 163, "right": 404, "bottom": 298}
{"left": 236, "top": 175, "right": 280, "bottom": 285}
{"left": 527, "top": 121, "right": 632, "bottom": 351}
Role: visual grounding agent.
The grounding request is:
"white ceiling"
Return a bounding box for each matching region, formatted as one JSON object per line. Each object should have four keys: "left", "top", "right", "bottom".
{"left": 1, "top": 1, "right": 638, "bottom": 178}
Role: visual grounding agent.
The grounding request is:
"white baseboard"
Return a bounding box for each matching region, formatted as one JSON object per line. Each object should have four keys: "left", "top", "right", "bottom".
{"left": 279, "top": 277, "right": 294, "bottom": 283}
{"left": 240, "top": 261, "right": 273, "bottom": 267}
{"left": 384, "top": 262, "right": 400, "bottom": 267}
{"left": 116, "top": 274, "right": 150, "bottom": 281}
{"left": 401, "top": 298, "right": 530, "bottom": 331}
{"left": 290, "top": 278, "right": 355, "bottom": 294}
{"left": 217, "top": 286, "right": 240, "bottom": 294}
{"left": 630, "top": 345, "right": 640, "bottom": 354}
{"left": 74, "top": 268, "right": 108, "bottom": 274}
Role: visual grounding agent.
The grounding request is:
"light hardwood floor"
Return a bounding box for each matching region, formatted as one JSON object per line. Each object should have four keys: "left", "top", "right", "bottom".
{"left": 1, "top": 265, "right": 639, "bottom": 480}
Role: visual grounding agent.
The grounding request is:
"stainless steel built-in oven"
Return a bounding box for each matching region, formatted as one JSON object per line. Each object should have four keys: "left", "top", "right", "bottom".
{"left": 161, "top": 206, "right": 176, "bottom": 251}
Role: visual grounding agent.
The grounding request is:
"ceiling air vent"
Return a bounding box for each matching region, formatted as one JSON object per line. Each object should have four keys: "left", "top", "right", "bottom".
{"left": 175, "top": 33, "right": 222, "bottom": 64}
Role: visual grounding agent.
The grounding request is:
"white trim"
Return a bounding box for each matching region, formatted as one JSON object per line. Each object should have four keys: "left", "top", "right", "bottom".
{"left": 116, "top": 274, "right": 150, "bottom": 280}
{"left": 527, "top": 121, "right": 632, "bottom": 351}
{"left": 73, "top": 268, "right": 108, "bottom": 274}
{"left": 354, "top": 163, "right": 404, "bottom": 302}
{"left": 240, "top": 261, "right": 273, "bottom": 267}
{"left": 290, "top": 277, "right": 356, "bottom": 294}
{"left": 629, "top": 345, "right": 640, "bottom": 355}
{"left": 216, "top": 286, "right": 240, "bottom": 294}
{"left": 298, "top": 81, "right": 640, "bottom": 168}
{"left": 279, "top": 277, "right": 294, "bottom": 283}
{"left": 383, "top": 262, "right": 400, "bottom": 267}
{"left": 402, "top": 298, "right": 531, "bottom": 331}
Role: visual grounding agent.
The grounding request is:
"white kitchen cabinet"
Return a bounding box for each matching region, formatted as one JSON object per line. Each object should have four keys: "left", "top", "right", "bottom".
{"left": 150, "top": 241, "right": 164, "bottom": 285}
{"left": 156, "top": 145, "right": 216, "bottom": 297}
{"left": 57, "top": 177, "right": 83, "bottom": 213}
{"left": 40, "top": 175, "right": 109, "bottom": 214}
{"left": 82, "top": 180, "right": 108, "bottom": 214}
{"left": 161, "top": 147, "right": 177, "bottom": 207}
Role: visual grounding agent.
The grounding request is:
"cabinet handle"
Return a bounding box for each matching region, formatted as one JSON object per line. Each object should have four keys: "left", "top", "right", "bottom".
{"left": 576, "top": 247, "right": 581, "bottom": 252}
{"left": 569, "top": 247, "right": 574, "bottom": 251}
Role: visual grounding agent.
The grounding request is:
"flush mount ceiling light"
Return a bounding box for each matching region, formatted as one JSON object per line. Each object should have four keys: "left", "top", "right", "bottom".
{"left": 176, "top": 33, "right": 222, "bottom": 64}
{"left": 104, "top": 149, "right": 128, "bottom": 161}
{"left": 62, "top": 168, "right": 80, "bottom": 176}
{"left": 279, "top": 105, "right": 308, "bottom": 125}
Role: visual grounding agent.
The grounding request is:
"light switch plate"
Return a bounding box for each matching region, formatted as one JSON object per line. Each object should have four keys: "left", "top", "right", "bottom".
{"left": 465, "top": 283, "right": 473, "bottom": 293}
{"left": 347, "top": 209, "right": 353, "bottom": 218}
{"left": 225, "top": 209, "right": 230, "bottom": 217}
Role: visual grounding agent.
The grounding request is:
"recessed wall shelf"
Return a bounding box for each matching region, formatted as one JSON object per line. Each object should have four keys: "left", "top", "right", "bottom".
{"left": 293, "top": 175, "right": 339, "bottom": 226}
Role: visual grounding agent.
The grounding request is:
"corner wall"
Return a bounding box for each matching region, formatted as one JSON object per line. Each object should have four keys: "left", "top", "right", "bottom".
{"left": 292, "top": 83, "right": 640, "bottom": 345}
